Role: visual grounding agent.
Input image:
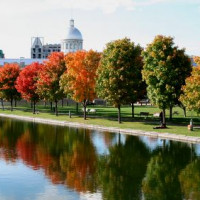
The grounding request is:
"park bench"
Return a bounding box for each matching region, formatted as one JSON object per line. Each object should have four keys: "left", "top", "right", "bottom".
{"left": 140, "top": 112, "right": 149, "bottom": 117}
{"left": 153, "top": 112, "right": 160, "bottom": 117}
{"left": 89, "top": 109, "right": 96, "bottom": 114}
{"left": 82, "top": 108, "right": 90, "bottom": 113}
{"left": 81, "top": 108, "right": 97, "bottom": 114}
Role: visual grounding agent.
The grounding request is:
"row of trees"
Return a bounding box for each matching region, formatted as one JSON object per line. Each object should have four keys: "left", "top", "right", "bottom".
{"left": 0, "top": 51, "right": 101, "bottom": 118}
{"left": 97, "top": 35, "right": 193, "bottom": 125}
{"left": 0, "top": 39, "right": 144, "bottom": 122}
{"left": 0, "top": 35, "right": 198, "bottom": 125}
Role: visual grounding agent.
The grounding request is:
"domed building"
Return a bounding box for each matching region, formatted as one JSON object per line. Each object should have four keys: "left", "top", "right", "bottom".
{"left": 61, "top": 19, "right": 83, "bottom": 54}
{"left": 0, "top": 19, "right": 84, "bottom": 68}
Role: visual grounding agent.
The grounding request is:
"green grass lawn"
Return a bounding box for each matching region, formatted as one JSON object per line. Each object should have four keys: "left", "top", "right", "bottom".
{"left": 0, "top": 103, "right": 200, "bottom": 137}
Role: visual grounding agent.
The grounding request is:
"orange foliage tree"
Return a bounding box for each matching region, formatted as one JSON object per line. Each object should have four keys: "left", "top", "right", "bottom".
{"left": 180, "top": 57, "right": 200, "bottom": 113}
{"left": 60, "top": 50, "right": 101, "bottom": 119}
{"left": 16, "top": 62, "right": 43, "bottom": 114}
{"left": 0, "top": 63, "right": 20, "bottom": 111}
{"left": 36, "top": 52, "right": 66, "bottom": 115}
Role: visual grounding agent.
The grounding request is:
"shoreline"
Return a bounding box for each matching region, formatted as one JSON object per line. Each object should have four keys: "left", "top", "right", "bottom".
{"left": 0, "top": 113, "right": 200, "bottom": 144}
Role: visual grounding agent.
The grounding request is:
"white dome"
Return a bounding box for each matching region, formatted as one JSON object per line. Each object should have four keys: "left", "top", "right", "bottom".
{"left": 61, "top": 19, "right": 83, "bottom": 54}
{"left": 66, "top": 19, "right": 83, "bottom": 40}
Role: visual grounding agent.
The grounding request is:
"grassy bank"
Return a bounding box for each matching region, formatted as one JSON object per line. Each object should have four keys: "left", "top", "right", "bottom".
{"left": 0, "top": 104, "right": 200, "bottom": 137}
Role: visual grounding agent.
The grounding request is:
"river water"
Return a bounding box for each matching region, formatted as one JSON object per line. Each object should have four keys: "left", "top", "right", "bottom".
{"left": 0, "top": 117, "right": 200, "bottom": 200}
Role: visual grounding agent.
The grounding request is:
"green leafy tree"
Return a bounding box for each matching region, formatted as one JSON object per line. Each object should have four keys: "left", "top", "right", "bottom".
{"left": 126, "top": 45, "right": 145, "bottom": 118}
{"left": 142, "top": 35, "right": 192, "bottom": 126}
{"left": 96, "top": 38, "right": 144, "bottom": 123}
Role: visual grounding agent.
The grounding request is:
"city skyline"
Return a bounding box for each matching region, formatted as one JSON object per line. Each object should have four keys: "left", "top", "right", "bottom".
{"left": 0, "top": 0, "right": 199, "bottom": 58}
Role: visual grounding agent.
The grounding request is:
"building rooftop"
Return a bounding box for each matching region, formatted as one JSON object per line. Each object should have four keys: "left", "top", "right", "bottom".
{"left": 66, "top": 19, "right": 83, "bottom": 40}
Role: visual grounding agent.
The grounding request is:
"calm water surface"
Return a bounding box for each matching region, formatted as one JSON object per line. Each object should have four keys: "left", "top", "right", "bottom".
{"left": 0, "top": 117, "right": 200, "bottom": 200}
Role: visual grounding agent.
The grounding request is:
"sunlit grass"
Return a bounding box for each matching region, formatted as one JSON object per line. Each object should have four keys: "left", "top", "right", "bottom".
{"left": 0, "top": 103, "right": 200, "bottom": 137}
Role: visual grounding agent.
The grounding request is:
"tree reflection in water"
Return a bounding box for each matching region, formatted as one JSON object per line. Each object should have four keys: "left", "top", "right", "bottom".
{"left": 179, "top": 159, "right": 200, "bottom": 200}
{"left": 98, "top": 134, "right": 150, "bottom": 200}
{"left": 0, "top": 118, "right": 98, "bottom": 192}
{"left": 142, "top": 141, "right": 192, "bottom": 200}
{"left": 0, "top": 117, "right": 200, "bottom": 200}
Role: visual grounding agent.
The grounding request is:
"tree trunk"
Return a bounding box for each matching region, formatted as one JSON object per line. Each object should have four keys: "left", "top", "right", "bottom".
{"left": 118, "top": 105, "right": 121, "bottom": 124}
{"left": 10, "top": 97, "right": 13, "bottom": 111}
{"left": 131, "top": 103, "right": 134, "bottom": 118}
{"left": 83, "top": 100, "right": 87, "bottom": 120}
{"left": 33, "top": 100, "right": 36, "bottom": 114}
{"left": 44, "top": 101, "right": 46, "bottom": 107}
{"left": 50, "top": 102, "right": 53, "bottom": 111}
{"left": 1, "top": 99, "right": 4, "bottom": 110}
{"left": 66, "top": 99, "right": 69, "bottom": 106}
{"left": 14, "top": 99, "right": 17, "bottom": 107}
{"left": 61, "top": 99, "right": 64, "bottom": 107}
{"left": 76, "top": 102, "right": 79, "bottom": 113}
{"left": 169, "top": 105, "right": 173, "bottom": 120}
{"left": 55, "top": 100, "right": 58, "bottom": 116}
{"left": 183, "top": 107, "right": 186, "bottom": 117}
{"left": 162, "top": 109, "right": 166, "bottom": 128}
{"left": 162, "top": 139, "right": 166, "bottom": 149}
{"left": 118, "top": 133, "right": 121, "bottom": 145}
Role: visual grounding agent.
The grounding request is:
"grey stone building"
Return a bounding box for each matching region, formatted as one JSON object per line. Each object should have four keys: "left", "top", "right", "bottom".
{"left": 31, "top": 37, "right": 61, "bottom": 59}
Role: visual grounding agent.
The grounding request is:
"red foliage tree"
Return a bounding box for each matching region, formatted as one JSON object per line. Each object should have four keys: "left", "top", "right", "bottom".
{"left": 16, "top": 62, "right": 43, "bottom": 114}
{"left": 0, "top": 63, "right": 20, "bottom": 111}
{"left": 36, "top": 52, "right": 66, "bottom": 115}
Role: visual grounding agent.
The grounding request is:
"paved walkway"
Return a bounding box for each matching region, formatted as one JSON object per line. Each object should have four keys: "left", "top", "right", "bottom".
{"left": 0, "top": 113, "right": 200, "bottom": 144}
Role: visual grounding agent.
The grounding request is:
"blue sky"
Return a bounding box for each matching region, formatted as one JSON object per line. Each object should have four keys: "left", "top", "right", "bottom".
{"left": 0, "top": 0, "right": 199, "bottom": 58}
